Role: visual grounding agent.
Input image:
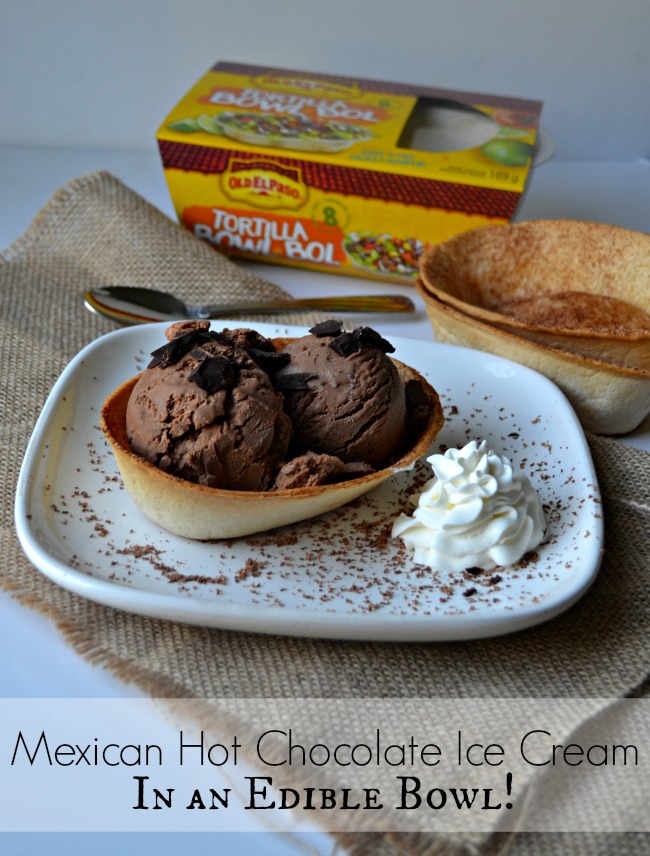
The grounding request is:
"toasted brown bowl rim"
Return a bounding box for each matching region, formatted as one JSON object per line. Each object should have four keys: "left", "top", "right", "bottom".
{"left": 417, "top": 281, "right": 650, "bottom": 379}
{"left": 418, "top": 220, "right": 650, "bottom": 343}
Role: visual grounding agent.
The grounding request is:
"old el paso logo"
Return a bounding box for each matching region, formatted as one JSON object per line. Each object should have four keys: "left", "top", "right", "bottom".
{"left": 222, "top": 160, "right": 307, "bottom": 210}
{"left": 254, "top": 74, "right": 361, "bottom": 99}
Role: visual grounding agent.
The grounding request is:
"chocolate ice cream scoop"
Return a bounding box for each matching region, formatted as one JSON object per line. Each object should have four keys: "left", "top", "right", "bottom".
{"left": 126, "top": 333, "right": 291, "bottom": 491}
{"left": 273, "top": 322, "right": 407, "bottom": 468}
{"left": 102, "top": 324, "right": 445, "bottom": 539}
{"left": 273, "top": 452, "right": 374, "bottom": 490}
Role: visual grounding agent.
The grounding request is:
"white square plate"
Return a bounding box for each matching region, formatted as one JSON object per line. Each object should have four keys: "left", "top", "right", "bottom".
{"left": 15, "top": 322, "right": 602, "bottom": 641}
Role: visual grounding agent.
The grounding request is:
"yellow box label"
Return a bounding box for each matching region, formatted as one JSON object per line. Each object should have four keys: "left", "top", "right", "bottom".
{"left": 158, "top": 63, "right": 543, "bottom": 282}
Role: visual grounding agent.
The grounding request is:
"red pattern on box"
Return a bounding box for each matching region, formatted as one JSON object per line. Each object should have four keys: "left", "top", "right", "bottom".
{"left": 158, "top": 141, "right": 521, "bottom": 219}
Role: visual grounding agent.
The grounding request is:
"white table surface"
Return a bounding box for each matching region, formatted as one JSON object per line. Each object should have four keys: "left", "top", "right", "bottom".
{"left": 1, "top": 144, "right": 649, "bottom": 854}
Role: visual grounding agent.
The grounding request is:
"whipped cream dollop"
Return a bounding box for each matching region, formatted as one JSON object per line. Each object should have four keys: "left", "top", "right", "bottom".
{"left": 392, "top": 440, "right": 546, "bottom": 572}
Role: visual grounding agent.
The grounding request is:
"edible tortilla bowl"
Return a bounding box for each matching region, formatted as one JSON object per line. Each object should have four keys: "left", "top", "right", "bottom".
{"left": 418, "top": 220, "right": 650, "bottom": 371}
{"left": 101, "top": 358, "right": 444, "bottom": 541}
{"left": 417, "top": 286, "right": 650, "bottom": 435}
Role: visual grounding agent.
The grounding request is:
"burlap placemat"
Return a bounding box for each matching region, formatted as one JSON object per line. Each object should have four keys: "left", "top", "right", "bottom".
{"left": 2, "top": 171, "right": 650, "bottom": 855}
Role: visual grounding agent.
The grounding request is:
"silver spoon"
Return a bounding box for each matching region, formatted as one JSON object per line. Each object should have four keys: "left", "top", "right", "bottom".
{"left": 85, "top": 286, "right": 415, "bottom": 325}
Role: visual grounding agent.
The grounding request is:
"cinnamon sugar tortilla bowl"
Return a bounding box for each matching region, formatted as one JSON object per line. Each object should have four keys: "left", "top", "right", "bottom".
{"left": 417, "top": 289, "right": 650, "bottom": 435}
{"left": 418, "top": 220, "right": 650, "bottom": 371}
{"left": 101, "top": 345, "right": 444, "bottom": 541}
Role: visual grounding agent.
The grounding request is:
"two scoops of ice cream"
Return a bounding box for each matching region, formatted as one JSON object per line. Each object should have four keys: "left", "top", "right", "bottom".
{"left": 101, "top": 319, "right": 444, "bottom": 539}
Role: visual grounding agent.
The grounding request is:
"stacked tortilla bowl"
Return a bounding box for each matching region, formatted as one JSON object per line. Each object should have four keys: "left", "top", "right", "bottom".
{"left": 417, "top": 220, "right": 650, "bottom": 434}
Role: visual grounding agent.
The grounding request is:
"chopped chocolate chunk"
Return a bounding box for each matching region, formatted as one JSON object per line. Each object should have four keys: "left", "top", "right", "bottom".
{"left": 310, "top": 320, "right": 343, "bottom": 337}
{"left": 189, "top": 354, "right": 239, "bottom": 393}
{"left": 273, "top": 371, "right": 315, "bottom": 391}
{"left": 189, "top": 346, "right": 214, "bottom": 361}
{"left": 463, "top": 587, "right": 478, "bottom": 597}
{"left": 355, "top": 326, "right": 395, "bottom": 353}
{"left": 148, "top": 325, "right": 278, "bottom": 370}
{"left": 248, "top": 348, "right": 291, "bottom": 374}
{"left": 465, "top": 567, "right": 483, "bottom": 575}
{"left": 330, "top": 332, "right": 361, "bottom": 357}
{"left": 148, "top": 330, "right": 201, "bottom": 368}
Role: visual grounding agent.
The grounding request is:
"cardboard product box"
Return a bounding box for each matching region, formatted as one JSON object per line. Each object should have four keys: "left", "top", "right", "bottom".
{"left": 157, "top": 62, "right": 543, "bottom": 284}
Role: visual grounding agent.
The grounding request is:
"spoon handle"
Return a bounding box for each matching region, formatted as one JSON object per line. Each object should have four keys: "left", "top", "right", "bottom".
{"left": 85, "top": 289, "right": 416, "bottom": 326}
{"left": 198, "top": 294, "right": 415, "bottom": 316}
